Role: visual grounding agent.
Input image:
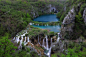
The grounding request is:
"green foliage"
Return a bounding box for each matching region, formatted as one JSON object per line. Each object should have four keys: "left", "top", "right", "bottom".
{"left": 0, "top": 24, "right": 5, "bottom": 36}
{"left": 43, "top": 30, "right": 48, "bottom": 35}
{"left": 28, "top": 27, "right": 41, "bottom": 37}
{"left": 60, "top": 14, "right": 65, "bottom": 22}
{"left": 51, "top": 54, "right": 57, "bottom": 57}
{"left": 0, "top": 33, "right": 17, "bottom": 57}
{"left": 79, "top": 3, "right": 86, "bottom": 14}
{"left": 48, "top": 31, "right": 55, "bottom": 36}
{"left": 61, "top": 42, "right": 86, "bottom": 57}
{"left": 56, "top": 12, "right": 61, "bottom": 18}
{"left": 76, "top": 12, "right": 83, "bottom": 23}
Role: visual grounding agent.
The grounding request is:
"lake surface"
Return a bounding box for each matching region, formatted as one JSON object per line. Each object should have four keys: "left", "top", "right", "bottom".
{"left": 33, "top": 14, "right": 61, "bottom": 32}
{"left": 33, "top": 14, "right": 59, "bottom": 22}
{"left": 33, "top": 25, "right": 60, "bottom": 32}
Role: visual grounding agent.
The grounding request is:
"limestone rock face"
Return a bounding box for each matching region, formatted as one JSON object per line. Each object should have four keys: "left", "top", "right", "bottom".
{"left": 61, "top": 7, "right": 76, "bottom": 39}
{"left": 48, "top": 4, "right": 57, "bottom": 13}
{"left": 83, "top": 8, "right": 86, "bottom": 25}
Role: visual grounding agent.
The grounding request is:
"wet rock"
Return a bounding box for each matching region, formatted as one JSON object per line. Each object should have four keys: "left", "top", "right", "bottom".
{"left": 52, "top": 36, "right": 57, "bottom": 41}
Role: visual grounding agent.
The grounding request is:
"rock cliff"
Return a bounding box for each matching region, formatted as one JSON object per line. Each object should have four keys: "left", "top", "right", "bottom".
{"left": 60, "top": 7, "right": 76, "bottom": 39}
{"left": 83, "top": 8, "right": 86, "bottom": 25}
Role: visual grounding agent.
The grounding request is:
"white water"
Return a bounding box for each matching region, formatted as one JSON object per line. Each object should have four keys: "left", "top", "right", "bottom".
{"left": 20, "top": 39, "right": 22, "bottom": 48}
{"left": 21, "top": 36, "right": 23, "bottom": 41}
{"left": 42, "top": 39, "right": 44, "bottom": 47}
{"left": 45, "top": 37, "right": 52, "bottom": 57}
{"left": 16, "top": 36, "right": 20, "bottom": 43}
{"left": 38, "top": 24, "right": 39, "bottom": 26}
{"left": 57, "top": 33, "right": 60, "bottom": 43}
{"left": 24, "top": 37, "right": 26, "bottom": 43}
{"left": 13, "top": 29, "right": 60, "bottom": 57}
{"left": 51, "top": 38, "right": 52, "bottom": 46}
{"left": 13, "top": 37, "right": 15, "bottom": 40}
{"left": 47, "top": 24, "right": 48, "bottom": 26}
{"left": 47, "top": 47, "right": 52, "bottom": 57}
{"left": 45, "top": 35, "right": 49, "bottom": 50}
{"left": 27, "top": 37, "right": 30, "bottom": 42}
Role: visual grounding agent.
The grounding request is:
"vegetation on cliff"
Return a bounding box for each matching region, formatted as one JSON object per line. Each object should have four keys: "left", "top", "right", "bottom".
{"left": 0, "top": 0, "right": 86, "bottom": 57}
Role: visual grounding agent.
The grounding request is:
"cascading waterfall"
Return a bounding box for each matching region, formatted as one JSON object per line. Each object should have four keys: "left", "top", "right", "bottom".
{"left": 51, "top": 38, "right": 52, "bottom": 46}
{"left": 46, "top": 35, "right": 49, "bottom": 50}
{"left": 47, "top": 24, "right": 48, "bottom": 26}
{"left": 57, "top": 33, "right": 60, "bottom": 43}
{"left": 24, "top": 37, "right": 26, "bottom": 43}
{"left": 13, "top": 37, "right": 15, "bottom": 40}
{"left": 24, "top": 37, "right": 27, "bottom": 45}
{"left": 27, "top": 37, "right": 30, "bottom": 42}
{"left": 13, "top": 29, "right": 61, "bottom": 57}
{"left": 21, "top": 36, "right": 23, "bottom": 41}
{"left": 42, "top": 39, "right": 44, "bottom": 47}
{"left": 38, "top": 24, "right": 39, "bottom": 26}
{"left": 46, "top": 37, "right": 52, "bottom": 57}
{"left": 47, "top": 47, "right": 51, "bottom": 57}
{"left": 20, "top": 39, "right": 22, "bottom": 48}
{"left": 19, "top": 36, "right": 23, "bottom": 48}
{"left": 17, "top": 36, "right": 20, "bottom": 43}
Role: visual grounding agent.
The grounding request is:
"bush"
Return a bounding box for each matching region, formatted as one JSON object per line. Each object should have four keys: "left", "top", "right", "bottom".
{"left": 75, "top": 12, "right": 83, "bottom": 23}
{"left": 56, "top": 12, "right": 61, "bottom": 18}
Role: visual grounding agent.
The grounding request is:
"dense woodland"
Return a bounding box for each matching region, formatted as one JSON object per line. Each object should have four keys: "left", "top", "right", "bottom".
{"left": 0, "top": 0, "right": 86, "bottom": 57}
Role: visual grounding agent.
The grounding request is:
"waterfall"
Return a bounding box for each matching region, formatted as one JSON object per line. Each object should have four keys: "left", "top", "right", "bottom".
{"left": 42, "top": 39, "right": 44, "bottom": 47}
{"left": 13, "top": 37, "right": 15, "bottom": 40}
{"left": 29, "top": 23, "right": 33, "bottom": 25}
{"left": 24, "top": 37, "right": 26, "bottom": 43}
{"left": 46, "top": 38, "right": 52, "bottom": 57}
{"left": 16, "top": 36, "right": 20, "bottom": 43}
{"left": 24, "top": 37, "right": 27, "bottom": 45}
{"left": 51, "top": 38, "right": 52, "bottom": 46}
{"left": 38, "top": 24, "right": 39, "bottom": 26}
{"left": 46, "top": 35, "right": 48, "bottom": 50}
{"left": 20, "top": 39, "right": 22, "bottom": 49}
{"left": 47, "top": 24, "right": 48, "bottom": 26}
{"left": 57, "top": 33, "right": 60, "bottom": 43}
{"left": 47, "top": 47, "right": 51, "bottom": 57}
{"left": 27, "top": 37, "right": 30, "bottom": 42}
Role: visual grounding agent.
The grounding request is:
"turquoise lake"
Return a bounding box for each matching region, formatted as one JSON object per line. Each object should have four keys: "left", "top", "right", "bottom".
{"left": 33, "top": 14, "right": 59, "bottom": 22}
{"left": 33, "top": 14, "right": 61, "bottom": 32}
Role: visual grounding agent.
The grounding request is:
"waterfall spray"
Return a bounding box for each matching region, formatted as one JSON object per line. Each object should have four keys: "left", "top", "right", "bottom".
{"left": 51, "top": 38, "right": 52, "bottom": 46}
{"left": 27, "top": 37, "right": 30, "bottom": 42}
{"left": 24, "top": 37, "right": 26, "bottom": 43}
{"left": 46, "top": 35, "right": 49, "bottom": 50}
{"left": 57, "top": 33, "right": 60, "bottom": 43}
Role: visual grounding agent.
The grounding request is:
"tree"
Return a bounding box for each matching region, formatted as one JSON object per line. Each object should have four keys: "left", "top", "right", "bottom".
{"left": 0, "top": 33, "right": 17, "bottom": 57}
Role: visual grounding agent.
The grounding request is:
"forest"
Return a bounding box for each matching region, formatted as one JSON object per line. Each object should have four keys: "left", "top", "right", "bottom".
{"left": 0, "top": 0, "right": 86, "bottom": 57}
